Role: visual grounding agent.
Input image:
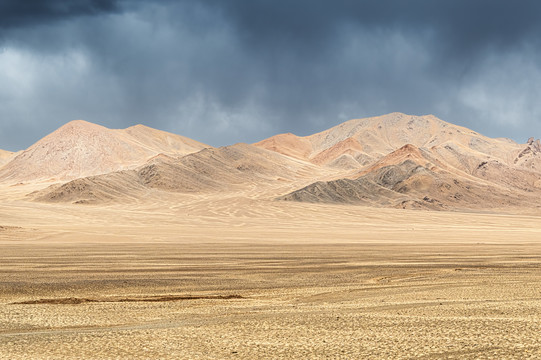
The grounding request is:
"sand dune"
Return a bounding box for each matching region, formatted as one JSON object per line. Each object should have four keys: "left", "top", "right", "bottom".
{"left": 0, "top": 120, "right": 209, "bottom": 183}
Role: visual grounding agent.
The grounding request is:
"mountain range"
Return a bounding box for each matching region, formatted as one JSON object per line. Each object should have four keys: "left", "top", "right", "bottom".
{"left": 1, "top": 113, "right": 540, "bottom": 213}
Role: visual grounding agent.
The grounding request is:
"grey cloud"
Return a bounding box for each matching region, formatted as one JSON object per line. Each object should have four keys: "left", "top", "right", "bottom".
{"left": 206, "top": 1, "right": 541, "bottom": 56}
{"left": 0, "top": 0, "right": 121, "bottom": 29}
{"left": 1, "top": 1, "right": 541, "bottom": 152}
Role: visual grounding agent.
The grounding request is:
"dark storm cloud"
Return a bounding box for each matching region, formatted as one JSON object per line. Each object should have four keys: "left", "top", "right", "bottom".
{"left": 1, "top": 0, "right": 541, "bottom": 151}
{"left": 198, "top": 0, "right": 541, "bottom": 136}
{"left": 209, "top": 1, "right": 541, "bottom": 59}
{"left": 0, "top": 0, "right": 121, "bottom": 29}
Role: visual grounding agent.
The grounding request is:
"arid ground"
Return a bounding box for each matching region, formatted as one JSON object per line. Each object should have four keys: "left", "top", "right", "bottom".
{"left": 2, "top": 114, "right": 541, "bottom": 358}
{"left": 2, "top": 188, "right": 541, "bottom": 359}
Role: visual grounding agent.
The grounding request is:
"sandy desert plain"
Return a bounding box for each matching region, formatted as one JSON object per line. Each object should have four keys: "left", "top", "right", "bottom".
{"left": 2, "top": 113, "right": 541, "bottom": 359}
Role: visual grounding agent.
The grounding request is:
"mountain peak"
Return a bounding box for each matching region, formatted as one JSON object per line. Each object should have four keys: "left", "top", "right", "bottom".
{"left": 58, "top": 119, "right": 105, "bottom": 131}
{"left": 0, "top": 149, "right": 15, "bottom": 168}
{"left": 125, "top": 123, "right": 153, "bottom": 131}
{"left": 254, "top": 132, "right": 312, "bottom": 160}
{"left": 352, "top": 143, "right": 432, "bottom": 178}
{"left": 0, "top": 121, "right": 208, "bottom": 183}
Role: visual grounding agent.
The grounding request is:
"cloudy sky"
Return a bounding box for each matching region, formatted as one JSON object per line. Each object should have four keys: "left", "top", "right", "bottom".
{"left": 1, "top": 0, "right": 541, "bottom": 151}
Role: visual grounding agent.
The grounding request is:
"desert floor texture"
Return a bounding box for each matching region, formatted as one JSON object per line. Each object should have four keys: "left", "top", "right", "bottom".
{"left": 2, "top": 186, "right": 541, "bottom": 359}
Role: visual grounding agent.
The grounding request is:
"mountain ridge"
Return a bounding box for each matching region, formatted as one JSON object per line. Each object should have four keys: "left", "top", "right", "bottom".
{"left": 255, "top": 112, "right": 529, "bottom": 168}
{"left": 3, "top": 113, "right": 541, "bottom": 213}
{"left": 0, "top": 120, "right": 210, "bottom": 183}
{"left": 0, "top": 149, "right": 15, "bottom": 168}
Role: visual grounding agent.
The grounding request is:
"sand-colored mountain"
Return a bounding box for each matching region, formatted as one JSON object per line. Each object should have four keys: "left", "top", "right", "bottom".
{"left": 4, "top": 113, "right": 541, "bottom": 212}
{"left": 4, "top": 115, "right": 541, "bottom": 360}
{"left": 34, "top": 143, "right": 324, "bottom": 204}
{"left": 281, "top": 143, "right": 541, "bottom": 212}
{"left": 0, "top": 120, "right": 209, "bottom": 183}
{"left": 280, "top": 144, "right": 447, "bottom": 207}
{"left": 255, "top": 112, "right": 530, "bottom": 170}
{"left": 253, "top": 133, "right": 313, "bottom": 160}
{"left": 254, "top": 112, "right": 541, "bottom": 211}
{"left": 0, "top": 149, "right": 16, "bottom": 168}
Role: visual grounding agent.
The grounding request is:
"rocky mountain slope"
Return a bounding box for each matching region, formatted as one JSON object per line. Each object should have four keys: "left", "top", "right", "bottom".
{"left": 0, "top": 120, "right": 209, "bottom": 183}
{"left": 271, "top": 113, "right": 541, "bottom": 211}
{"left": 255, "top": 112, "right": 531, "bottom": 171}
{"left": 33, "top": 143, "right": 323, "bottom": 204}
{"left": 3, "top": 113, "right": 540, "bottom": 213}
{"left": 0, "top": 149, "right": 15, "bottom": 168}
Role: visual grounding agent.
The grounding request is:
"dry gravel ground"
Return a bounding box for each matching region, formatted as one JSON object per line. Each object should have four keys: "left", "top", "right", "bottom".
{"left": 1, "top": 190, "right": 541, "bottom": 359}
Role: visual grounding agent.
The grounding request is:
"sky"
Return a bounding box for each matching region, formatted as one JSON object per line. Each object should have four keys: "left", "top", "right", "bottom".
{"left": 1, "top": 0, "right": 541, "bottom": 151}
